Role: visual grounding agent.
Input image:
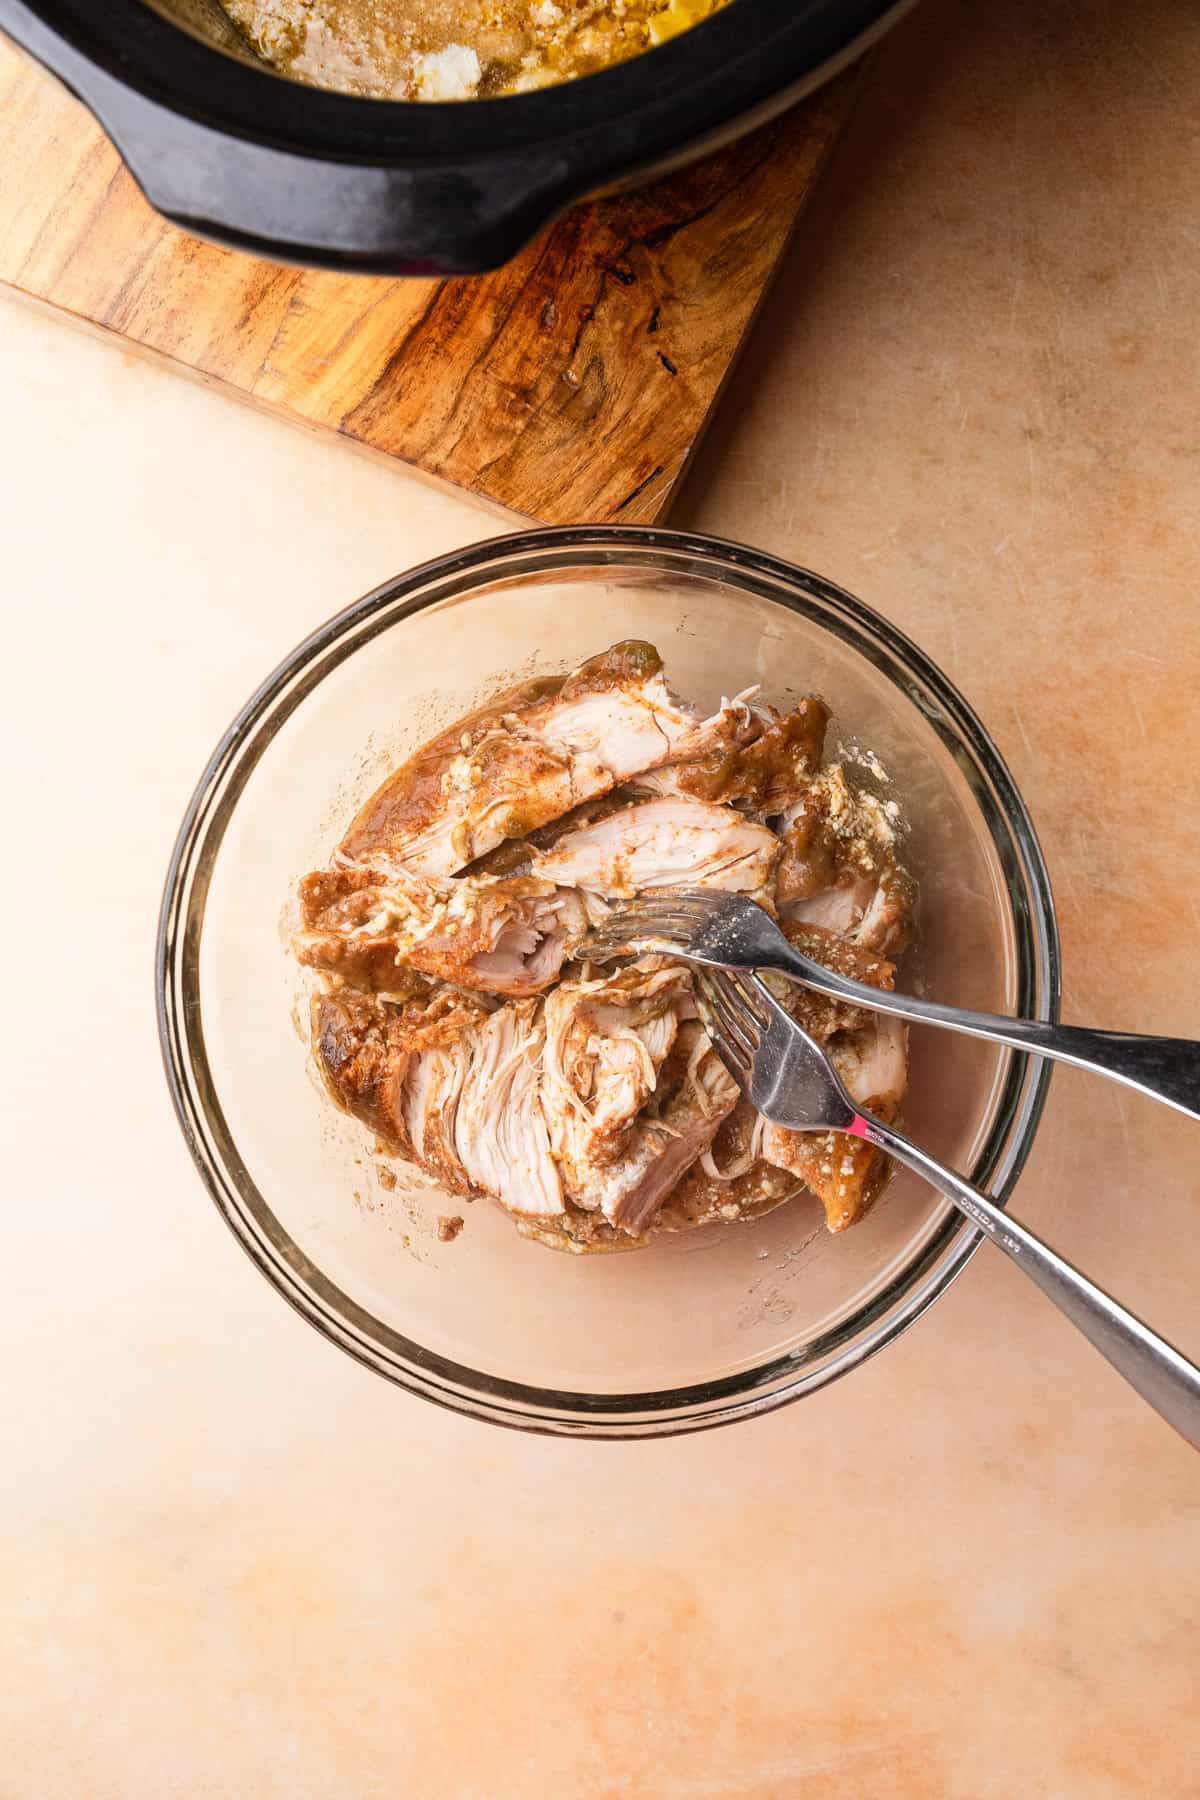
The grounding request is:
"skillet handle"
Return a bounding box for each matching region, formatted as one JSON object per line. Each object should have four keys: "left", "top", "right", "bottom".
{"left": 0, "top": 0, "right": 574, "bottom": 274}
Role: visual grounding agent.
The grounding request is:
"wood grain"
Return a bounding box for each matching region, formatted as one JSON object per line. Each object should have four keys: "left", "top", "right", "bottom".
{"left": 0, "top": 39, "right": 860, "bottom": 522}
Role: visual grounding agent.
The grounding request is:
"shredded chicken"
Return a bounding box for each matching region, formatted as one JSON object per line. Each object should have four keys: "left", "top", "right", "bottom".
{"left": 315, "top": 986, "right": 563, "bottom": 1217}
{"left": 629, "top": 698, "right": 829, "bottom": 814}
{"left": 571, "top": 1022, "right": 740, "bottom": 1233}
{"left": 533, "top": 797, "right": 780, "bottom": 898}
{"left": 776, "top": 764, "right": 916, "bottom": 956}
{"left": 541, "top": 959, "right": 690, "bottom": 1198}
{"left": 657, "top": 1105, "right": 804, "bottom": 1232}
{"left": 453, "top": 1001, "right": 563, "bottom": 1217}
{"left": 339, "top": 641, "right": 758, "bottom": 878}
{"left": 296, "top": 641, "right": 916, "bottom": 1249}
{"left": 296, "top": 864, "right": 587, "bottom": 995}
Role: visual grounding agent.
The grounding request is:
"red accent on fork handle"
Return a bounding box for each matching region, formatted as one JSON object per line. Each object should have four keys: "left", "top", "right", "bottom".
{"left": 847, "top": 1114, "right": 871, "bottom": 1138}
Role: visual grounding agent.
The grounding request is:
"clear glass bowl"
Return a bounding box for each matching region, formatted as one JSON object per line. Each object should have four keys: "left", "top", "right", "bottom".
{"left": 158, "top": 528, "right": 1059, "bottom": 1436}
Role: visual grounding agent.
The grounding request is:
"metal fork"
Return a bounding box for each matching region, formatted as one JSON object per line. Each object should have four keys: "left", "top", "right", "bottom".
{"left": 586, "top": 889, "right": 1200, "bottom": 1123}
{"left": 693, "top": 967, "right": 1200, "bottom": 1452}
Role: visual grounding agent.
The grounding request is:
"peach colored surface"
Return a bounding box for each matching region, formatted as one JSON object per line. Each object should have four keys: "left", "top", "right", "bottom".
{"left": 1, "top": 0, "right": 1198, "bottom": 1794}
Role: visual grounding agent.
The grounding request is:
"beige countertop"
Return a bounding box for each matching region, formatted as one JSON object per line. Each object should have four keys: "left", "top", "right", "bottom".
{"left": 2, "top": 1, "right": 1198, "bottom": 1793}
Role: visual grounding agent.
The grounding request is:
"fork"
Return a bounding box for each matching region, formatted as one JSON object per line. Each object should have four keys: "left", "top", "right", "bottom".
{"left": 693, "top": 967, "right": 1200, "bottom": 1452}
{"left": 585, "top": 889, "right": 1200, "bottom": 1123}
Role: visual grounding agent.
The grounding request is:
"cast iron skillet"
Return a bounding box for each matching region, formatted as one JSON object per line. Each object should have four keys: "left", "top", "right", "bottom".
{"left": 0, "top": 0, "right": 909, "bottom": 274}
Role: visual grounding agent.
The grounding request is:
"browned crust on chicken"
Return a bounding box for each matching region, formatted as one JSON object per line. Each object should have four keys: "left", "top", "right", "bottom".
{"left": 339, "top": 672, "right": 565, "bottom": 865}
{"left": 296, "top": 865, "right": 586, "bottom": 995}
{"left": 556, "top": 639, "right": 665, "bottom": 695}
{"left": 761, "top": 1129, "right": 890, "bottom": 1233}
{"left": 756, "top": 923, "right": 907, "bottom": 1231}
{"left": 338, "top": 641, "right": 696, "bottom": 877}
{"left": 775, "top": 766, "right": 917, "bottom": 958}
{"left": 634, "top": 698, "right": 830, "bottom": 812}
{"left": 312, "top": 988, "right": 415, "bottom": 1154}
{"left": 312, "top": 984, "right": 490, "bottom": 1163}
{"left": 775, "top": 781, "right": 846, "bottom": 905}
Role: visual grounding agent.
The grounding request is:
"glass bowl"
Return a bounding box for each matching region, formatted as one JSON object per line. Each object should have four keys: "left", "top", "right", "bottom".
{"left": 158, "top": 527, "right": 1058, "bottom": 1436}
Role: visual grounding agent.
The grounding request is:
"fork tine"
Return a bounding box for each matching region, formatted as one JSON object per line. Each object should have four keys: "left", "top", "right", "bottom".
{"left": 654, "top": 905, "right": 726, "bottom": 935}
{"left": 618, "top": 885, "right": 723, "bottom": 914}
{"left": 729, "top": 969, "right": 773, "bottom": 1029}
{"left": 694, "top": 982, "right": 753, "bottom": 1085}
{"left": 618, "top": 896, "right": 705, "bottom": 928}
{"left": 696, "top": 970, "right": 760, "bottom": 1063}
{"left": 583, "top": 888, "right": 741, "bottom": 965}
{"left": 584, "top": 909, "right": 692, "bottom": 949}
{"left": 670, "top": 886, "right": 729, "bottom": 910}
{"left": 625, "top": 912, "right": 696, "bottom": 938}
{"left": 583, "top": 918, "right": 643, "bottom": 945}
{"left": 646, "top": 886, "right": 721, "bottom": 907}
{"left": 580, "top": 939, "right": 625, "bottom": 962}
{"left": 600, "top": 893, "right": 729, "bottom": 941}
{"left": 584, "top": 924, "right": 684, "bottom": 956}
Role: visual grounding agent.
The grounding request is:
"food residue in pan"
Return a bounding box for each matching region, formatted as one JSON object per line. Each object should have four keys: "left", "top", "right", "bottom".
{"left": 220, "top": 0, "right": 731, "bottom": 100}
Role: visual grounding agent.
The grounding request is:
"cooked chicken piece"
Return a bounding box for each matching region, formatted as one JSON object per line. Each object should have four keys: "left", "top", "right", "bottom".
{"left": 532, "top": 797, "right": 781, "bottom": 898}
{"left": 759, "top": 1012, "right": 908, "bottom": 1231}
{"left": 766, "top": 921, "right": 906, "bottom": 1087}
{"left": 759, "top": 1125, "right": 883, "bottom": 1234}
{"left": 452, "top": 1000, "right": 563, "bottom": 1218}
{"left": 631, "top": 698, "right": 829, "bottom": 814}
{"left": 459, "top": 791, "right": 633, "bottom": 880}
{"left": 397, "top": 993, "right": 564, "bottom": 1217}
{"left": 312, "top": 986, "right": 563, "bottom": 1218}
{"left": 541, "top": 959, "right": 691, "bottom": 1198}
{"left": 853, "top": 869, "right": 918, "bottom": 956}
{"left": 301, "top": 647, "right": 919, "bottom": 1250}
{"left": 399, "top": 998, "right": 565, "bottom": 1216}
{"left": 834, "top": 1012, "right": 908, "bottom": 1115}
{"left": 782, "top": 866, "right": 915, "bottom": 957}
{"left": 338, "top": 641, "right": 757, "bottom": 877}
{"left": 295, "top": 864, "right": 587, "bottom": 996}
{"left": 759, "top": 920, "right": 898, "bottom": 1045}
{"left": 313, "top": 987, "right": 418, "bottom": 1152}
{"left": 579, "top": 1022, "right": 740, "bottom": 1234}
{"left": 313, "top": 983, "right": 489, "bottom": 1158}
{"left": 654, "top": 1102, "right": 802, "bottom": 1232}
{"left": 402, "top": 1033, "right": 476, "bottom": 1195}
{"left": 776, "top": 764, "right": 915, "bottom": 956}
{"left": 717, "top": 919, "right": 909, "bottom": 1234}
{"left": 522, "top": 1091, "right": 793, "bottom": 1251}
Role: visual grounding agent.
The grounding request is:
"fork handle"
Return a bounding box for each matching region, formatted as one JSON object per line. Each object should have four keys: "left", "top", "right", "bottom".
{"left": 769, "top": 947, "right": 1200, "bottom": 1123}
{"left": 860, "top": 1110, "right": 1200, "bottom": 1452}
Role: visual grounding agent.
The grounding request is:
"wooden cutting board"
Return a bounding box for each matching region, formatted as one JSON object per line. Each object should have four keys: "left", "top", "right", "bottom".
{"left": 0, "top": 40, "right": 859, "bottom": 524}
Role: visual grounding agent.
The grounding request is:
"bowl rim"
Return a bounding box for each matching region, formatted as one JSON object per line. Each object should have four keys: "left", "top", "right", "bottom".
{"left": 157, "top": 525, "right": 1060, "bottom": 1437}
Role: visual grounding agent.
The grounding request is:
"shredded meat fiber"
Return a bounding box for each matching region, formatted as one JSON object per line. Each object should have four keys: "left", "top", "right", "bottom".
{"left": 294, "top": 641, "right": 916, "bottom": 1251}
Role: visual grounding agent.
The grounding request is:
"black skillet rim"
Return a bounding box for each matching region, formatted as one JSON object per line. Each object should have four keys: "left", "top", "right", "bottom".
{"left": 2, "top": 0, "right": 902, "bottom": 164}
